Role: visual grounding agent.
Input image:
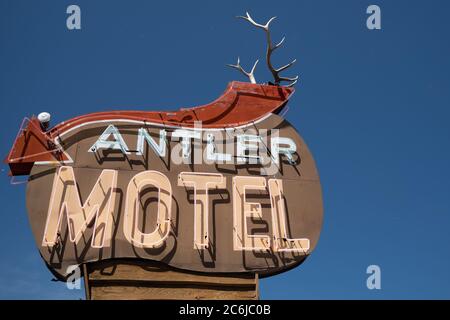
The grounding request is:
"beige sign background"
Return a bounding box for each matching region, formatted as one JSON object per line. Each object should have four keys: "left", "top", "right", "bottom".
{"left": 26, "top": 114, "right": 323, "bottom": 279}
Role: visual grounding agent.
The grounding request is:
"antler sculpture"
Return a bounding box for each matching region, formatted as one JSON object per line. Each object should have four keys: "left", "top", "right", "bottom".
{"left": 227, "top": 57, "right": 259, "bottom": 84}
{"left": 228, "top": 12, "right": 298, "bottom": 87}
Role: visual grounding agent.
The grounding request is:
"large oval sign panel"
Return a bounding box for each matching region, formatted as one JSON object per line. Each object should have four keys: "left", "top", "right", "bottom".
{"left": 25, "top": 113, "right": 322, "bottom": 278}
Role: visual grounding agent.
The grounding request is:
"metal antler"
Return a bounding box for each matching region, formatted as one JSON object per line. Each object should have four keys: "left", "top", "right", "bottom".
{"left": 237, "top": 12, "right": 298, "bottom": 87}
{"left": 227, "top": 57, "right": 259, "bottom": 84}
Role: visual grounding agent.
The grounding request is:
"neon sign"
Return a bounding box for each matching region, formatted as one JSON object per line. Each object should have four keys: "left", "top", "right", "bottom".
{"left": 7, "top": 82, "right": 323, "bottom": 279}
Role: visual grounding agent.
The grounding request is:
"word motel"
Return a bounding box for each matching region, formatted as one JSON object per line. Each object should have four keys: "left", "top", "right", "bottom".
{"left": 43, "top": 166, "right": 310, "bottom": 253}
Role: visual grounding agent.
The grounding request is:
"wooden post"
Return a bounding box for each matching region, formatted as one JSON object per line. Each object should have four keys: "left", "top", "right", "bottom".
{"left": 83, "top": 259, "right": 259, "bottom": 300}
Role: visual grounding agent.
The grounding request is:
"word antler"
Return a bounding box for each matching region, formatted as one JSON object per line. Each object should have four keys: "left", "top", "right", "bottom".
{"left": 237, "top": 12, "right": 298, "bottom": 87}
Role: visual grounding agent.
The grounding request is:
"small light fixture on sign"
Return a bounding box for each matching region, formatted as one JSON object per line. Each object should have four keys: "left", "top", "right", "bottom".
{"left": 38, "top": 112, "right": 51, "bottom": 130}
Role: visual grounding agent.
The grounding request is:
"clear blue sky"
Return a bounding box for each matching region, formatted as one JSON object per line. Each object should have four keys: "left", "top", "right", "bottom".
{"left": 1, "top": 0, "right": 449, "bottom": 299}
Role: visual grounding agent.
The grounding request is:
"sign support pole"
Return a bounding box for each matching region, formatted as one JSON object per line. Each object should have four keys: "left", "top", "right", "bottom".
{"left": 83, "top": 259, "right": 259, "bottom": 300}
